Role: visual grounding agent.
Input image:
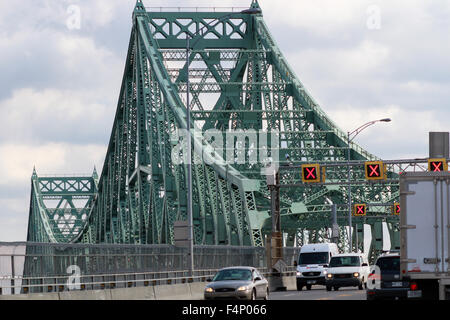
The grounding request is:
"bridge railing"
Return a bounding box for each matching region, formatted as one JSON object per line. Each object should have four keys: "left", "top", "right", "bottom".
{"left": 0, "top": 267, "right": 297, "bottom": 296}
{"left": 0, "top": 242, "right": 300, "bottom": 295}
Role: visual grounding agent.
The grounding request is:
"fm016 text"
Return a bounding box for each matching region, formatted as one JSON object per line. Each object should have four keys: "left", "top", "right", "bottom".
{"left": 226, "top": 305, "right": 267, "bottom": 316}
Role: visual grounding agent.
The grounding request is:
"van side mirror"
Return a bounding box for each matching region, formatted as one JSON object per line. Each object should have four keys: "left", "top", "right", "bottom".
{"left": 362, "top": 263, "right": 368, "bottom": 267}
{"left": 294, "top": 261, "right": 298, "bottom": 267}
{"left": 206, "top": 278, "right": 212, "bottom": 282}
{"left": 254, "top": 277, "right": 262, "bottom": 282}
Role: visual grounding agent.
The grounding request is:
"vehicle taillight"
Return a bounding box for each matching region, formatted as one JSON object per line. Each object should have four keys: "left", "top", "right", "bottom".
{"left": 368, "top": 273, "right": 380, "bottom": 281}
{"left": 410, "top": 282, "right": 418, "bottom": 291}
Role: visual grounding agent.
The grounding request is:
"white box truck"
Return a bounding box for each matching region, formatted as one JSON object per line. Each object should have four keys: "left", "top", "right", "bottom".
{"left": 400, "top": 171, "right": 450, "bottom": 300}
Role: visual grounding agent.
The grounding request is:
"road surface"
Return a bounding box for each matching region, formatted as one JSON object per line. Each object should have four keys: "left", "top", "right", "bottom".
{"left": 269, "top": 286, "right": 366, "bottom": 300}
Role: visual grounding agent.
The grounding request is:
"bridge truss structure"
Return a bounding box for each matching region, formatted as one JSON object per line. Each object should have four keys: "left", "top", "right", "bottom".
{"left": 26, "top": 0, "right": 417, "bottom": 261}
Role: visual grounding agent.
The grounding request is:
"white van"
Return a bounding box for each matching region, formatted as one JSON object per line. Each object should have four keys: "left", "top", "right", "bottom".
{"left": 325, "top": 253, "right": 370, "bottom": 291}
{"left": 295, "top": 243, "right": 339, "bottom": 290}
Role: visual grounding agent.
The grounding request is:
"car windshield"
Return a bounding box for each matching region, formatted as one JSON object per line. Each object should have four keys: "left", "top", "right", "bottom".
{"left": 376, "top": 256, "right": 400, "bottom": 274}
{"left": 298, "top": 252, "right": 329, "bottom": 265}
{"left": 329, "top": 256, "right": 360, "bottom": 267}
{"left": 212, "top": 269, "right": 252, "bottom": 281}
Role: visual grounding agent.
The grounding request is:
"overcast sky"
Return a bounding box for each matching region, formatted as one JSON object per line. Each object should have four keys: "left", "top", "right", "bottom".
{"left": 0, "top": 0, "right": 449, "bottom": 241}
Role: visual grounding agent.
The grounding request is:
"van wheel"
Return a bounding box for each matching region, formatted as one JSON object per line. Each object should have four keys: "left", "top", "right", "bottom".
{"left": 333, "top": 286, "right": 339, "bottom": 291}
{"left": 297, "top": 284, "right": 303, "bottom": 291}
{"left": 306, "top": 284, "right": 312, "bottom": 290}
{"left": 326, "top": 286, "right": 332, "bottom": 292}
{"left": 358, "top": 279, "right": 364, "bottom": 290}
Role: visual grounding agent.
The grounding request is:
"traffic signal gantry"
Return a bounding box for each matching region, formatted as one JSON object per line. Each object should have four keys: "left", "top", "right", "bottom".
{"left": 296, "top": 157, "right": 447, "bottom": 219}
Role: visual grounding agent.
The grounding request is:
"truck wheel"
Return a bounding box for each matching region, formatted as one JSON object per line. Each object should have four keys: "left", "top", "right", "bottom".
{"left": 326, "top": 286, "right": 332, "bottom": 292}
{"left": 333, "top": 286, "right": 339, "bottom": 291}
{"left": 297, "top": 284, "right": 303, "bottom": 291}
{"left": 306, "top": 284, "right": 312, "bottom": 290}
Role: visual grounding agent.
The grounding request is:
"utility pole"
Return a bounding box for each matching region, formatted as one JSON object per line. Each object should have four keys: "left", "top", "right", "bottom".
{"left": 266, "top": 165, "right": 284, "bottom": 272}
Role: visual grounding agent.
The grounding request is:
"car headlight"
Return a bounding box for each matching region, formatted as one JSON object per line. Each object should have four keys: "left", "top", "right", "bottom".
{"left": 237, "top": 286, "right": 250, "bottom": 292}
{"left": 205, "top": 287, "right": 214, "bottom": 293}
{"left": 296, "top": 272, "right": 302, "bottom": 276}
{"left": 353, "top": 272, "right": 360, "bottom": 278}
{"left": 326, "top": 273, "right": 333, "bottom": 279}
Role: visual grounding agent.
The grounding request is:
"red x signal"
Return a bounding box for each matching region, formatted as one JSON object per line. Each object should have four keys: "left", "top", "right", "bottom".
{"left": 365, "top": 161, "right": 385, "bottom": 180}
{"left": 393, "top": 203, "right": 400, "bottom": 215}
{"left": 305, "top": 167, "right": 316, "bottom": 179}
{"left": 368, "top": 164, "right": 380, "bottom": 177}
{"left": 353, "top": 204, "right": 366, "bottom": 216}
{"left": 428, "top": 158, "right": 448, "bottom": 172}
{"left": 301, "top": 164, "right": 321, "bottom": 183}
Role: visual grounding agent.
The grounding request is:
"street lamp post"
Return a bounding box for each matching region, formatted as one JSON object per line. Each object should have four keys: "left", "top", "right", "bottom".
{"left": 185, "top": 7, "right": 262, "bottom": 276}
{"left": 346, "top": 118, "right": 391, "bottom": 252}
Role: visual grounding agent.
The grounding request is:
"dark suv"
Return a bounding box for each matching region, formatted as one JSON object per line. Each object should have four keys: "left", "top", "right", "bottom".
{"left": 366, "top": 253, "right": 409, "bottom": 300}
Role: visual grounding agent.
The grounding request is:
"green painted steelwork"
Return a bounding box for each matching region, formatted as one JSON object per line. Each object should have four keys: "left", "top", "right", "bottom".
{"left": 26, "top": 1, "right": 400, "bottom": 259}
{"left": 27, "top": 168, "right": 98, "bottom": 243}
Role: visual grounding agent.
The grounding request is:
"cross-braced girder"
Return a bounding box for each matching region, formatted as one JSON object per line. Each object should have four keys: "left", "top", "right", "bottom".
{"left": 26, "top": 1, "right": 400, "bottom": 256}
{"left": 26, "top": 168, "right": 98, "bottom": 243}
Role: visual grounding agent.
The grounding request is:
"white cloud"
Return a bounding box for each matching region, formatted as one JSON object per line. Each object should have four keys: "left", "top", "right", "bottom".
{"left": 57, "top": 34, "right": 120, "bottom": 79}
{"left": 0, "top": 88, "right": 114, "bottom": 144}
{"left": 0, "top": 198, "right": 29, "bottom": 242}
{"left": 327, "top": 104, "right": 447, "bottom": 159}
{"left": 287, "top": 40, "right": 390, "bottom": 81}
{"left": 261, "top": 0, "right": 366, "bottom": 35}
{"left": 0, "top": 143, "right": 105, "bottom": 187}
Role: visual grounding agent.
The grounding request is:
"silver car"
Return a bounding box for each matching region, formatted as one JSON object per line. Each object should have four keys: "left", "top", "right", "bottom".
{"left": 204, "top": 266, "right": 269, "bottom": 300}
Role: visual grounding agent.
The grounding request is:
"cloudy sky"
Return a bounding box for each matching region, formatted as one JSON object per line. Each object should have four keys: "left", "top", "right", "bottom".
{"left": 0, "top": 0, "right": 449, "bottom": 241}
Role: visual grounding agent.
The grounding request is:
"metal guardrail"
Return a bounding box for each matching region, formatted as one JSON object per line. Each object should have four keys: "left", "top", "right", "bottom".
{"left": 0, "top": 243, "right": 300, "bottom": 296}
{"left": 0, "top": 267, "right": 297, "bottom": 296}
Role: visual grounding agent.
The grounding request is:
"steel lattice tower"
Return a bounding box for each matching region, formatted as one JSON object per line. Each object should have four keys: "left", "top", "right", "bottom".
{"left": 27, "top": 0, "right": 400, "bottom": 259}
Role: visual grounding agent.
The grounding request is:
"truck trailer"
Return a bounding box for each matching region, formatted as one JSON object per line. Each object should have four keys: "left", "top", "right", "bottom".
{"left": 400, "top": 171, "right": 450, "bottom": 300}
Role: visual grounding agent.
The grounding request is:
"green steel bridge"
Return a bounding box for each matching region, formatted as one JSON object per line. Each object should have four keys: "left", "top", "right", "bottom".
{"left": 26, "top": 0, "right": 404, "bottom": 262}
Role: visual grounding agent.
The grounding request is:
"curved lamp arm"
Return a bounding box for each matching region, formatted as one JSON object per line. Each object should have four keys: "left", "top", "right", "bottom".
{"left": 348, "top": 118, "right": 391, "bottom": 142}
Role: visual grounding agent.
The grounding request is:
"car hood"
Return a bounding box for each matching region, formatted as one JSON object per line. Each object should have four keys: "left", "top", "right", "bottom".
{"left": 328, "top": 266, "right": 362, "bottom": 274}
{"left": 206, "top": 280, "right": 252, "bottom": 289}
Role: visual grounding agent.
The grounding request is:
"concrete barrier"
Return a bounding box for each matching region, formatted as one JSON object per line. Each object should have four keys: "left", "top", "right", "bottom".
{"left": 153, "top": 283, "right": 193, "bottom": 300}
{"left": 267, "top": 275, "right": 296, "bottom": 292}
{"left": 189, "top": 282, "right": 207, "bottom": 300}
{"left": 283, "top": 276, "right": 297, "bottom": 291}
{"left": 0, "top": 276, "right": 295, "bottom": 300}
{"left": 59, "top": 289, "right": 112, "bottom": 300}
{"left": 0, "top": 292, "right": 60, "bottom": 300}
{"left": 110, "top": 286, "right": 156, "bottom": 300}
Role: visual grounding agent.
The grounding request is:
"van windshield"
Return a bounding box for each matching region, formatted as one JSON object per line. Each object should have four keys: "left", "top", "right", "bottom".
{"left": 329, "top": 256, "right": 360, "bottom": 267}
{"left": 298, "top": 252, "right": 329, "bottom": 265}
